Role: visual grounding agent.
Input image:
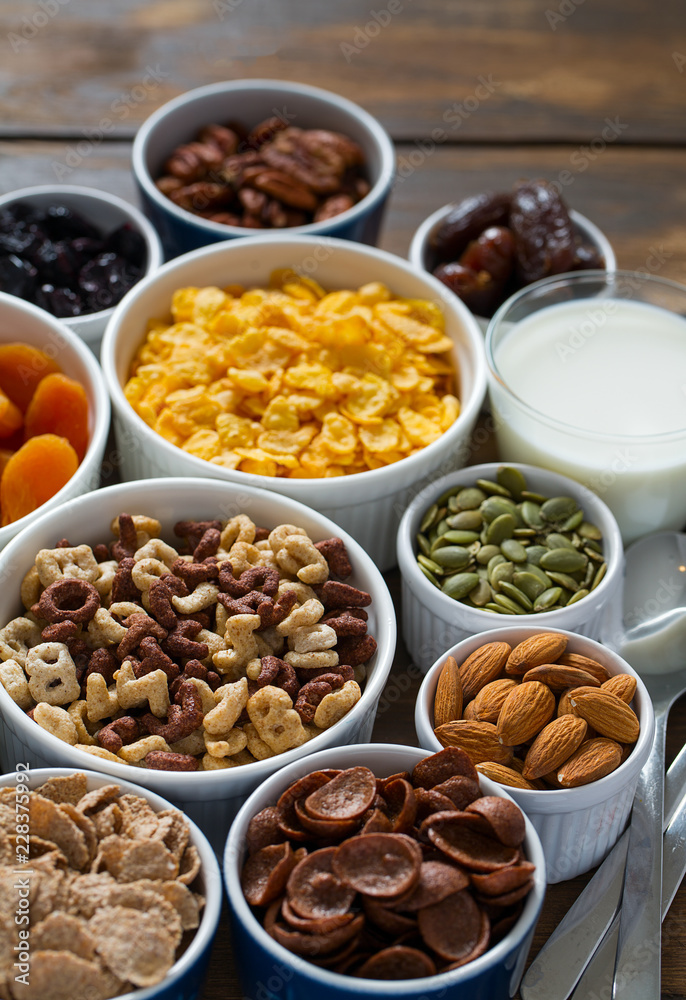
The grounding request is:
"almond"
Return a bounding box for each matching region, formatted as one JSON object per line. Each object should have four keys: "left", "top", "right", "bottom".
{"left": 433, "top": 720, "right": 513, "bottom": 765}
{"left": 463, "top": 700, "right": 478, "bottom": 721}
{"left": 522, "top": 664, "right": 601, "bottom": 691}
{"left": 497, "top": 681, "right": 556, "bottom": 746}
{"left": 476, "top": 761, "right": 539, "bottom": 791}
{"left": 522, "top": 715, "right": 588, "bottom": 779}
{"left": 557, "top": 737, "right": 623, "bottom": 787}
{"left": 557, "top": 685, "right": 600, "bottom": 718}
{"left": 569, "top": 689, "right": 640, "bottom": 743}
{"left": 472, "top": 678, "right": 518, "bottom": 723}
{"left": 458, "top": 641, "right": 511, "bottom": 701}
{"left": 434, "top": 655, "right": 463, "bottom": 727}
{"left": 557, "top": 652, "right": 611, "bottom": 683}
{"left": 601, "top": 673, "right": 637, "bottom": 704}
{"left": 505, "top": 632, "right": 568, "bottom": 676}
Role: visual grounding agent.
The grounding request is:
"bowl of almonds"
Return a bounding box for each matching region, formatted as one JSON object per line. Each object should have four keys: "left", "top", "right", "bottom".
{"left": 397, "top": 462, "right": 623, "bottom": 672}
{"left": 223, "top": 742, "right": 545, "bottom": 1000}
{"left": 415, "top": 626, "right": 654, "bottom": 882}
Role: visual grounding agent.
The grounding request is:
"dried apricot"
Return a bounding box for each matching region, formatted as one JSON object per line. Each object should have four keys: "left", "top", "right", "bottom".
{"left": 0, "top": 434, "right": 78, "bottom": 525}
{"left": 0, "top": 390, "right": 23, "bottom": 438}
{"left": 24, "top": 373, "right": 90, "bottom": 461}
{"left": 0, "top": 344, "right": 61, "bottom": 412}
{"left": 0, "top": 449, "right": 14, "bottom": 479}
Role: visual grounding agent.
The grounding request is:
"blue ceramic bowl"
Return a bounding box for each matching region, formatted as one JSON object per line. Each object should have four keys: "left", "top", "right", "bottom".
{"left": 132, "top": 79, "right": 396, "bottom": 259}
{"left": 223, "top": 743, "right": 546, "bottom": 1000}
{"left": 0, "top": 765, "right": 223, "bottom": 1000}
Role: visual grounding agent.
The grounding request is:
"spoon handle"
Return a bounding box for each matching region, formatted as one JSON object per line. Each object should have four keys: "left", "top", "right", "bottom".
{"left": 610, "top": 707, "right": 668, "bottom": 1000}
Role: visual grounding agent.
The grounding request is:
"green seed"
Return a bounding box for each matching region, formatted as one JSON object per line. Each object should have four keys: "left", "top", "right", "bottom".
{"left": 436, "top": 518, "right": 450, "bottom": 536}
{"left": 567, "top": 588, "right": 590, "bottom": 605}
{"left": 487, "top": 513, "right": 516, "bottom": 545}
{"left": 533, "top": 586, "right": 564, "bottom": 611}
{"left": 521, "top": 500, "right": 544, "bottom": 529}
{"left": 416, "top": 533, "right": 431, "bottom": 557}
{"left": 493, "top": 593, "right": 528, "bottom": 615}
{"left": 545, "top": 570, "right": 580, "bottom": 593}
{"left": 521, "top": 489, "right": 548, "bottom": 503}
{"left": 490, "top": 560, "right": 514, "bottom": 592}
{"left": 592, "top": 563, "right": 607, "bottom": 590}
{"left": 523, "top": 561, "right": 552, "bottom": 586}
{"left": 500, "top": 538, "right": 528, "bottom": 563}
{"left": 584, "top": 546, "right": 605, "bottom": 564}
{"left": 540, "top": 496, "right": 579, "bottom": 523}
{"left": 484, "top": 602, "right": 512, "bottom": 614}
{"left": 561, "top": 509, "right": 584, "bottom": 532}
{"left": 513, "top": 527, "right": 537, "bottom": 539}
{"left": 476, "top": 478, "right": 511, "bottom": 497}
{"left": 579, "top": 521, "right": 603, "bottom": 541}
{"left": 476, "top": 544, "right": 501, "bottom": 565}
{"left": 470, "top": 579, "right": 493, "bottom": 606}
{"left": 513, "top": 571, "right": 547, "bottom": 601}
{"left": 418, "top": 564, "right": 440, "bottom": 587}
{"left": 420, "top": 504, "right": 439, "bottom": 533}
{"left": 496, "top": 465, "right": 527, "bottom": 500}
{"left": 418, "top": 554, "right": 443, "bottom": 575}
{"left": 487, "top": 553, "right": 507, "bottom": 574}
{"left": 435, "top": 488, "right": 459, "bottom": 507}
{"left": 441, "top": 529, "right": 480, "bottom": 546}
{"left": 481, "top": 496, "right": 518, "bottom": 523}
{"left": 499, "top": 581, "right": 534, "bottom": 611}
{"left": 441, "top": 572, "right": 480, "bottom": 600}
{"left": 546, "top": 532, "right": 576, "bottom": 550}
{"left": 432, "top": 546, "right": 472, "bottom": 569}
{"left": 539, "top": 548, "right": 588, "bottom": 573}
{"left": 525, "top": 545, "right": 548, "bottom": 566}
{"left": 456, "top": 487, "right": 487, "bottom": 510}
{"left": 447, "top": 494, "right": 460, "bottom": 513}
{"left": 446, "top": 510, "right": 483, "bottom": 531}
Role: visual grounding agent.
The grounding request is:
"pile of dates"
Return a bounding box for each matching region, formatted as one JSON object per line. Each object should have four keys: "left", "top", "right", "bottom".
{"left": 0, "top": 202, "right": 147, "bottom": 319}
{"left": 155, "top": 116, "right": 370, "bottom": 228}
{"left": 429, "top": 179, "right": 606, "bottom": 318}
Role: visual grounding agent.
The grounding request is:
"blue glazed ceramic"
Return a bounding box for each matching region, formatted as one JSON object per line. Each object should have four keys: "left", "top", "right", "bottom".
{"left": 132, "top": 79, "right": 396, "bottom": 260}
{"left": 223, "top": 744, "right": 546, "bottom": 1000}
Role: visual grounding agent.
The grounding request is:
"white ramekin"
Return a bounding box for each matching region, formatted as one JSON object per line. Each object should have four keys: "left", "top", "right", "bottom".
{"left": 0, "top": 476, "right": 396, "bottom": 854}
{"left": 397, "top": 462, "right": 624, "bottom": 672}
{"left": 100, "top": 234, "right": 487, "bottom": 571}
{"left": 0, "top": 292, "right": 110, "bottom": 551}
{"left": 415, "top": 625, "right": 655, "bottom": 882}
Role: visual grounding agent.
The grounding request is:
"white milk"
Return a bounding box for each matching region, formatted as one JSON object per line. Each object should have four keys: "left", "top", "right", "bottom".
{"left": 488, "top": 298, "right": 686, "bottom": 544}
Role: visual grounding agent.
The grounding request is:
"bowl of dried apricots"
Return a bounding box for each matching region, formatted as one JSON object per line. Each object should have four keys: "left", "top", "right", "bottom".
{"left": 0, "top": 292, "right": 110, "bottom": 550}
{"left": 100, "top": 234, "right": 487, "bottom": 570}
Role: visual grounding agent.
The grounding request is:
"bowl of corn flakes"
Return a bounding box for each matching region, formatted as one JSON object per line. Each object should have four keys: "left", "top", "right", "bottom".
{"left": 100, "top": 235, "right": 487, "bottom": 570}
{"left": 0, "top": 766, "right": 222, "bottom": 1000}
{"left": 0, "top": 475, "right": 396, "bottom": 853}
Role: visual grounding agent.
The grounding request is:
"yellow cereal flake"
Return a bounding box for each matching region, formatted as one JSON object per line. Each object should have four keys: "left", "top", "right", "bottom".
{"left": 123, "top": 274, "right": 459, "bottom": 478}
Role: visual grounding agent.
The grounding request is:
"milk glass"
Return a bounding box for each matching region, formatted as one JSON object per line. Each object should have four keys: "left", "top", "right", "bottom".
{"left": 485, "top": 270, "right": 686, "bottom": 545}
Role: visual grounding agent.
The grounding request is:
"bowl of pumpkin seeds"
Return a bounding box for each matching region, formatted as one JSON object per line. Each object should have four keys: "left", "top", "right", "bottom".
{"left": 397, "top": 462, "right": 623, "bottom": 671}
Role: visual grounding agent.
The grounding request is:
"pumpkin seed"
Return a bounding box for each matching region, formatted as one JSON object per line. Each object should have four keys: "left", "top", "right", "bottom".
{"left": 447, "top": 494, "right": 460, "bottom": 513}
{"left": 567, "top": 588, "right": 590, "bottom": 605}
{"left": 561, "top": 509, "right": 584, "bottom": 532}
{"left": 476, "top": 544, "right": 501, "bottom": 565}
{"left": 523, "top": 561, "right": 552, "bottom": 586}
{"left": 418, "top": 554, "right": 443, "bottom": 575}
{"left": 513, "top": 571, "right": 547, "bottom": 601}
{"left": 416, "top": 533, "right": 431, "bottom": 557}
{"left": 436, "top": 518, "right": 450, "bottom": 536}
{"left": 441, "top": 572, "right": 480, "bottom": 600}
{"left": 539, "top": 548, "right": 588, "bottom": 573}
{"left": 470, "top": 579, "right": 493, "bottom": 606}
{"left": 513, "top": 527, "right": 537, "bottom": 539}
{"left": 584, "top": 546, "right": 605, "bottom": 563}
{"left": 546, "top": 532, "right": 576, "bottom": 550}
{"left": 499, "top": 580, "right": 534, "bottom": 611}
{"left": 524, "top": 545, "right": 548, "bottom": 566}
{"left": 480, "top": 496, "right": 517, "bottom": 523}
{"left": 490, "top": 560, "right": 514, "bottom": 592}
{"left": 420, "top": 504, "right": 439, "bottom": 533}
{"left": 579, "top": 521, "right": 603, "bottom": 541}
{"left": 496, "top": 465, "right": 527, "bottom": 499}
{"left": 446, "top": 509, "right": 483, "bottom": 531}
{"left": 486, "top": 513, "right": 516, "bottom": 544}
{"left": 484, "top": 602, "right": 514, "bottom": 614}
{"left": 441, "top": 529, "right": 480, "bottom": 546}
{"left": 592, "top": 562, "right": 607, "bottom": 590}
{"left": 493, "top": 593, "right": 528, "bottom": 614}
{"left": 521, "top": 500, "right": 544, "bottom": 529}
{"left": 540, "top": 496, "right": 579, "bottom": 522}
{"left": 500, "top": 538, "right": 528, "bottom": 563}
{"left": 418, "top": 564, "right": 440, "bottom": 587}
{"left": 545, "top": 570, "right": 580, "bottom": 593}
{"left": 476, "top": 478, "right": 511, "bottom": 497}
{"left": 456, "top": 487, "right": 487, "bottom": 510}
{"left": 433, "top": 546, "right": 471, "bottom": 569}
{"left": 487, "top": 553, "right": 507, "bottom": 574}
{"left": 533, "top": 586, "right": 564, "bottom": 611}
{"left": 520, "top": 489, "right": 548, "bottom": 503}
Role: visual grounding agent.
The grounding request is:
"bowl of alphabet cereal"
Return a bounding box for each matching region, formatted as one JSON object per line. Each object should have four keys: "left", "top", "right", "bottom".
{"left": 0, "top": 477, "right": 395, "bottom": 853}
{"left": 0, "top": 766, "right": 222, "bottom": 1000}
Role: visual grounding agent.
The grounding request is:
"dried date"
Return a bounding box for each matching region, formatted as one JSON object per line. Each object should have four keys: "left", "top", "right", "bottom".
{"left": 430, "top": 191, "right": 511, "bottom": 259}
{"left": 509, "top": 179, "right": 576, "bottom": 283}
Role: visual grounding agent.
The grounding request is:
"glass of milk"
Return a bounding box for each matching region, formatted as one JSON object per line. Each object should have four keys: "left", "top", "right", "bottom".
{"left": 485, "top": 270, "right": 686, "bottom": 545}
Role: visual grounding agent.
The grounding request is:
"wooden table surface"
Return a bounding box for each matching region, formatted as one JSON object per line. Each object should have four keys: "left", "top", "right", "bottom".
{"left": 1, "top": 1, "right": 686, "bottom": 996}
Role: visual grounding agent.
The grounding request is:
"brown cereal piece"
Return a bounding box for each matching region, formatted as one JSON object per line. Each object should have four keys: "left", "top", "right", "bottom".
{"left": 412, "top": 746, "right": 479, "bottom": 788}
{"left": 335, "top": 634, "right": 377, "bottom": 667}
{"left": 247, "top": 806, "right": 285, "bottom": 855}
{"left": 332, "top": 833, "right": 423, "bottom": 899}
{"left": 394, "top": 860, "right": 469, "bottom": 913}
{"left": 95, "top": 835, "right": 178, "bottom": 882}
{"left": 465, "top": 795, "right": 527, "bottom": 847}
{"left": 293, "top": 799, "right": 359, "bottom": 840}
{"left": 304, "top": 766, "right": 376, "bottom": 822}
{"left": 89, "top": 905, "right": 177, "bottom": 987}
{"left": 145, "top": 751, "right": 199, "bottom": 771}
{"left": 281, "top": 898, "right": 356, "bottom": 935}
{"left": 110, "top": 513, "right": 140, "bottom": 561}
{"left": 134, "top": 636, "right": 179, "bottom": 680}
{"left": 256, "top": 655, "right": 300, "bottom": 700}
{"left": 320, "top": 609, "right": 368, "bottom": 636}
{"left": 76, "top": 784, "right": 122, "bottom": 816}
{"left": 171, "top": 556, "right": 219, "bottom": 589}
{"left": 35, "top": 579, "right": 101, "bottom": 624}
{"left": 28, "top": 794, "right": 90, "bottom": 870}
{"left": 286, "top": 847, "right": 356, "bottom": 919}
{"left": 294, "top": 677, "right": 339, "bottom": 723}
{"left": 174, "top": 518, "right": 223, "bottom": 548}
{"left": 314, "top": 580, "right": 372, "bottom": 609}
{"left": 31, "top": 911, "right": 96, "bottom": 961}
{"left": 178, "top": 843, "right": 202, "bottom": 885}
{"left": 242, "top": 842, "right": 299, "bottom": 906}
{"left": 97, "top": 717, "right": 142, "bottom": 754}
{"left": 162, "top": 619, "right": 210, "bottom": 661}
{"left": 314, "top": 537, "right": 353, "bottom": 579}
{"left": 421, "top": 812, "right": 519, "bottom": 872}
{"left": 362, "top": 896, "right": 418, "bottom": 937}
{"left": 470, "top": 861, "right": 536, "bottom": 897}
{"left": 382, "top": 778, "right": 417, "bottom": 834}
{"left": 418, "top": 889, "right": 490, "bottom": 964}
{"left": 269, "top": 911, "right": 365, "bottom": 958}
{"left": 357, "top": 946, "right": 437, "bottom": 980}
{"left": 91, "top": 803, "right": 123, "bottom": 841}
{"left": 35, "top": 772, "right": 88, "bottom": 806}
{"left": 276, "top": 770, "right": 336, "bottom": 841}
{"left": 110, "top": 557, "right": 142, "bottom": 604}
{"left": 431, "top": 775, "right": 481, "bottom": 811}
{"left": 11, "top": 950, "right": 123, "bottom": 1000}
{"left": 141, "top": 680, "right": 204, "bottom": 743}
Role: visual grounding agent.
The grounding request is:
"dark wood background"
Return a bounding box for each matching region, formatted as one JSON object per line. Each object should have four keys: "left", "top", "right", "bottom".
{"left": 1, "top": 1, "right": 685, "bottom": 996}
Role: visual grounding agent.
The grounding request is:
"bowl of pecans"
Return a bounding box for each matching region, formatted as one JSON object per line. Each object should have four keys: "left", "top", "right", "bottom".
{"left": 414, "top": 626, "right": 655, "bottom": 882}
{"left": 0, "top": 766, "right": 222, "bottom": 1000}
{"left": 132, "top": 79, "right": 396, "bottom": 259}
{"left": 397, "top": 462, "right": 624, "bottom": 672}
{"left": 223, "top": 742, "right": 546, "bottom": 1000}
{"left": 101, "top": 234, "right": 487, "bottom": 571}
{"left": 0, "top": 476, "right": 396, "bottom": 853}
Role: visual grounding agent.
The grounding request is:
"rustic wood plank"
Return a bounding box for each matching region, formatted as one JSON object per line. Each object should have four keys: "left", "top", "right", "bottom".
{"left": 0, "top": 0, "right": 684, "bottom": 142}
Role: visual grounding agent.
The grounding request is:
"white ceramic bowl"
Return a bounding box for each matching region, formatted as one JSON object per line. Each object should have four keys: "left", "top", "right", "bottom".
{"left": 0, "top": 184, "right": 163, "bottom": 354}
{"left": 0, "top": 477, "right": 396, "bottom": 853}
{"left": 224, "top": 742, "right": 546, "bottom": 1000}
{"left": 397, "top": 462, "right": 624, "bottom": 672}
{"left": 101, "top": 235, "right": 487, "bottom": 571}
{"left": 0, "top": 292, "right": 110, "bottom": 551}
{"left": 415, "top": 625, "right": 655, "bottom": 882}
{"left": 409, "top": 204, "right": 616, "bottom": 333}
{"left": 0, "top": 765, "right": 222, "bottom": 1000}
{"left": 132, "top": 78, "right": 396, "bottom": 259}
